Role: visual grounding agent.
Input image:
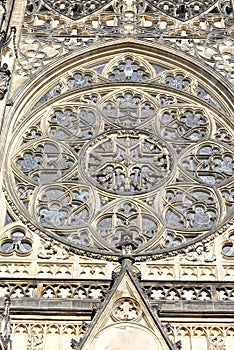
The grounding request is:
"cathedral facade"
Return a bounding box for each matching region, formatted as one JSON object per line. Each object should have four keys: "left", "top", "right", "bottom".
{"left": 0, "top": 1, "right": 234, "bottom": 349}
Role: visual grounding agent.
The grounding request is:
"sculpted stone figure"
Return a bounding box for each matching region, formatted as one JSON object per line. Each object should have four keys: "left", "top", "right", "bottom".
{"left": 27, "top": 334, "right": 43, "bottom": 350}
{"left": 37, "top": 241, "right": 69, "bottom": 260}
{"left": 0, "top": 63, "right": 11, "bottom": 98}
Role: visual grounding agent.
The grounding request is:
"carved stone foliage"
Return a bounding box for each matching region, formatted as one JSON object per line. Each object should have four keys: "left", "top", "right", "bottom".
{"left": 17, "top": 0, "right": 234, "bottom": 86}
{"left": 5, "top": 48, "right": 234, "bottom": 258}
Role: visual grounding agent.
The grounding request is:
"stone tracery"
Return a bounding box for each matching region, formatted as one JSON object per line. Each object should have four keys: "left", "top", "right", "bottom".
{"left": 180, "top": 142, "right": 234, "bottom": 186}
{"left": 82, "top": 130, "right": 172, "bottom": 195}
{"left": 0, "top": 1, "right": 234, "bottom": 349}
{"left": 0, "top": 230, "right": 32, "bottom": 255}
{"left": 5, "top": 48, "right": 234, "bottom": 257}
{"left": 36, "top": 184, "right": 92, "bottom": 229}
{"left": 101, "top": 91, "right": 157, "bottom": 128}
{"left": 17, "top": 0, "right": 234, "bottom": 86}
{"left": 96, "top": 200, "right": 161, "bottom": 249}
{"left": 159, "top": 107, "right": 210, "bottom": 142}
{"left": 47, "top": 106, "right": 99, "bottom": 142}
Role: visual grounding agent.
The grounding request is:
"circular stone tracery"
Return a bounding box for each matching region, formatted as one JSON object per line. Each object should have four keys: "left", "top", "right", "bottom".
{"left": 81, "top": 129, "right": 173, "bottom": 195}
{"left": 6, "top": 79, "right": 234, "bottom": 259}
{"left": 112, "top": 298, "right": 141, "bottom": 322}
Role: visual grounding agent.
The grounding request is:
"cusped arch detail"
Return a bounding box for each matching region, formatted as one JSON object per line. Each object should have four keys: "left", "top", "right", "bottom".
{"left": 9, "top": 39, "right": 233, "bottom": 124}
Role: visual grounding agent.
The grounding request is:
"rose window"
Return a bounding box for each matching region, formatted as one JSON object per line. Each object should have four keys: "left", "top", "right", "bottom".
{"left": 5, "top": 69, "right": 234, "bottom": 259}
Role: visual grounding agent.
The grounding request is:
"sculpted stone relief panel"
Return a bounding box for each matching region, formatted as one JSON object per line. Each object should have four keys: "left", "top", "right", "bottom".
{"left": 15, "top": 0, "right": 234, "bottom": 85}
{"left": 4, "top": 48, "right": 234, "bottom": 259}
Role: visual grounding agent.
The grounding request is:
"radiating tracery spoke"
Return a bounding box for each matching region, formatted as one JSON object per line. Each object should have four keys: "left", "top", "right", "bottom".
{"left": 36, "top": 184, "right": 92, "bottom": 229}
{"left": 96, "top": 201, "right": 161, "bottom": 249}
{"left": 159, "top": 107, "right": 210, "bottom": 142}
{"left": 101, "top": 91, "right": 156, "bottom": 128}
{"left": 162, "top": 185, "right": 219, "bottom": 230}
{"left": 14, "top": 140, "right": 76, "bottom": 183}
{"left": 180, "top": 142, "right": 234, "bottom": 186}
{"left": 82, "top": 130, "right": 173, "bottom": 195}
{"left": 47, "top": 106, "right": 98, "bottom": 142}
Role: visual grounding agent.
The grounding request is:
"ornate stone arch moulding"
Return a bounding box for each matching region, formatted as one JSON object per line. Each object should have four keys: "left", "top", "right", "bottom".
{"left": 10, "top": 40, "right": 233, "bottom": 122}
{"left": 3, "top": 40, "right": 234, "bottom": 261}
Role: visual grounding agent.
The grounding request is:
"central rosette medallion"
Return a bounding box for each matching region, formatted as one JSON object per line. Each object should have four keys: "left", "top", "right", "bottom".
{"left": 81, "top": 130, "right": 173, "bottom": 195}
